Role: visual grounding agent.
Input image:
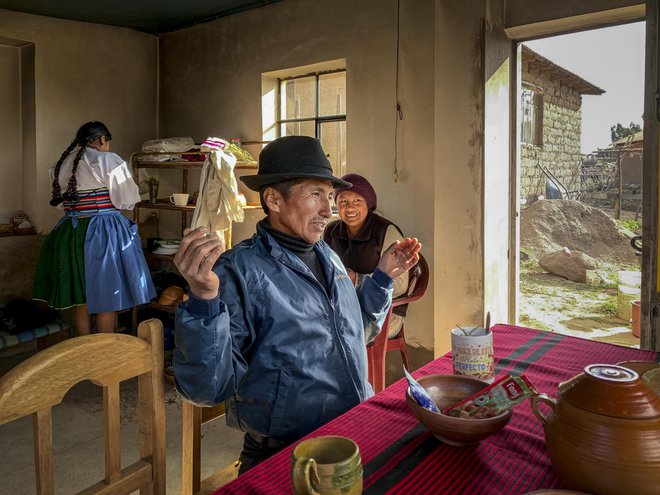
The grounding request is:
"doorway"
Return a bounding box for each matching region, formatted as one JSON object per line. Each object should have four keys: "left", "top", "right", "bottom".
{"left": 515, "top": 23, "right": 645, "bottom": 347}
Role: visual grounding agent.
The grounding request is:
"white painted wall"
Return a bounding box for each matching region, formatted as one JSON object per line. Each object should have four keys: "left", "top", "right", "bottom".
{"left": 0, "top": 10, "right": 158, "bottom": 231}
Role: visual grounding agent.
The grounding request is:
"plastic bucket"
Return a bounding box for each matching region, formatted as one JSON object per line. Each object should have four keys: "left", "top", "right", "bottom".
{"left": 618, "top": 284, "right": 640, "bottom": 321}
{"left": 618, "top": 270, "right": 641, "bottom": 288}
{"left": 631, "top": 300, "right": 641, "bottom": 338}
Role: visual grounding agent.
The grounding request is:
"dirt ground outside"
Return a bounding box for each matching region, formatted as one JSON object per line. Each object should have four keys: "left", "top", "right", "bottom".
{"left": 519, "top": 200, "right": 642, "bottom": 348}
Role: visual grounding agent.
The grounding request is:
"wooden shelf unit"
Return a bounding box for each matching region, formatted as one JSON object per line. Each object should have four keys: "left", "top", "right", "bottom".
{"left": 130, "top": 151, "right": 260, "bottom": 331}
{"left": 132, "top": 152, "right": 258, "bottom": 239}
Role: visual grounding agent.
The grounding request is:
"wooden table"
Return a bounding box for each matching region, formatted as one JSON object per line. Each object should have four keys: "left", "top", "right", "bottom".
{"left": 212, "top": 324, "right": 659, "bottom": 494}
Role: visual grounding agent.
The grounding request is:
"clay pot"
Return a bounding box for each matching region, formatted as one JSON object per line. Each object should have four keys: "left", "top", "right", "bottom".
{"left": 531, "top": 364, "right": 660, "bottom": 495}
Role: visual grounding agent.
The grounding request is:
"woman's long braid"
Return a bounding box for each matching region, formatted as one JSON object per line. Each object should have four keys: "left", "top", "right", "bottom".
{"left": 64, "top": 143, "right": 89, "bottom": 203}
{"left": 49, "top": 141, "right": 77, "bottom": 206}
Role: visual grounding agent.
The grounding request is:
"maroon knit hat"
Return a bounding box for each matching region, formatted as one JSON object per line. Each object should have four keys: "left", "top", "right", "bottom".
{"left": 334, "top": 173, "right": 377, "bottom": 211}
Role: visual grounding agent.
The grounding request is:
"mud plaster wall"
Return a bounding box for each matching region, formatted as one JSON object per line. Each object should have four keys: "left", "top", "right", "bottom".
{"left": 520, "top": 70, "right": 583, "bottom": 203}
{"left": 0, "top": 9, "right": 157, "bottom": 233}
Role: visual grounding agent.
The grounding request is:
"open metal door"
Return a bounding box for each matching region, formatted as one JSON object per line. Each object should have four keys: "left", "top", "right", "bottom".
{"left": 643, "top": 0, "right": 660, "bottom": 350}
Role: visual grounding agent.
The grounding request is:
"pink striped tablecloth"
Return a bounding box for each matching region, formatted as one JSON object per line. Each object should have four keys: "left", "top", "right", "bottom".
{"left": 213, "top": 324, "right": 659, "bottom": 494}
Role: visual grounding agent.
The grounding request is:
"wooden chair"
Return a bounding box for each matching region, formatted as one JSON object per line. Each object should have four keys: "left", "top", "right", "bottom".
{"left": 0, "top": 318, "right": 166, "bottom": 495}
{"left": 367, "top": 253, "right": 429, "bottom": 392}
{"left": 182, "top": 401, "right": 240, "bottom": 495}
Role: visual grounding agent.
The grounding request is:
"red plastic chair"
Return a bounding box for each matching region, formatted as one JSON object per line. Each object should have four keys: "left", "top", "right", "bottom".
{"left": 367, "top": 253, "right": 429, "bottom": 392}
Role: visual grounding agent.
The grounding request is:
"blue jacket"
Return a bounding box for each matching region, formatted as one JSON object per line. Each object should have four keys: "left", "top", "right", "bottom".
{"left": 173, "top": 223, "right": 392, "bottom": 438}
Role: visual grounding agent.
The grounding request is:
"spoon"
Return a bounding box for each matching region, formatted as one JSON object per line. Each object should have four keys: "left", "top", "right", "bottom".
{"left": 456, "top": 324, "right": 477, "bottom": 336}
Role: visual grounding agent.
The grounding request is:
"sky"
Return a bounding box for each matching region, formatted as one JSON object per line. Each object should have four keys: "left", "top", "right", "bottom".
{"left": 525, "top": 22, "right": 645, "bottom": 154}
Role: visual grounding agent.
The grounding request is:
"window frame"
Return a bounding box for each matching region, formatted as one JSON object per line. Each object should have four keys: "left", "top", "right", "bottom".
{"left": 276, "top": 68, "right": 347, "bottom": 138}
{"left": 520, "top": 83, "right": 544, "bottom": 148}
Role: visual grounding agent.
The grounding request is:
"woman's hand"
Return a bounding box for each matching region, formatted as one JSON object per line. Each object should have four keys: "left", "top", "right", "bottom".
{"left": 377, "top": 238, "right": 422, "bottom": 280}
{"left": 174, "top": 227, "right": 224, "bottom": 300}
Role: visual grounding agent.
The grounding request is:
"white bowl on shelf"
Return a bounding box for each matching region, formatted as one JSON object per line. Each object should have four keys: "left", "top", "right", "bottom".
{"left": 153, "top": 246, "right": 179, "bottom": 255}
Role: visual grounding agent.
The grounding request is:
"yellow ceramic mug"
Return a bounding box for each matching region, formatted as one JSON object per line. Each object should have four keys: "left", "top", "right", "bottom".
{"left": 291, "top": 436, "right": 363, "bottom": 495}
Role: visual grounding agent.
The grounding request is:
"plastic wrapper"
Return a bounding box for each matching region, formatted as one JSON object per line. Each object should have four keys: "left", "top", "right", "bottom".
{"left": 404, "top": 368, "right": 440, "bottom": 413}
{"left": 443, "top": 374, "right": 538, "bottom": 419}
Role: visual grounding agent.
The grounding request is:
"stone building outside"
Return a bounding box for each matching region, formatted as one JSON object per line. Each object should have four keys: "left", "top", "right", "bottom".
{"left": 520, "top": 45, "right": 605, "bottom": 205}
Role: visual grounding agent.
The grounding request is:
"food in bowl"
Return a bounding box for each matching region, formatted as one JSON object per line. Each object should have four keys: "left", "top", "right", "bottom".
{"left": 405, "top": 374, "right": 512, "bottom": 446}
{"left": 443, "top": 374, "right": 538, "bottom": 419}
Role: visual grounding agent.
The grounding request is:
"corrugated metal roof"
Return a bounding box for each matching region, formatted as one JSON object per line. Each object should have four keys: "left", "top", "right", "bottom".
{"left": 613, "top": 129, "right": 643, "bottom": 146}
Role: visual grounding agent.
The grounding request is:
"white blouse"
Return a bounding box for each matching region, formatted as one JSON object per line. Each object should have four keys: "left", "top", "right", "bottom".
{"left": 50, "top": 147, "right": 141, "bottom": 210}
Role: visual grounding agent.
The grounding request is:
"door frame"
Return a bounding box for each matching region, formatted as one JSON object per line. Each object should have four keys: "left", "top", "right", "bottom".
{"left": 500, "top": 4, "right": 657, "bottom": 349}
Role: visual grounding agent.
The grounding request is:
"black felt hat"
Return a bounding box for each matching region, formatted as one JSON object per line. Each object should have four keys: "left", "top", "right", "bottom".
{"left": 240, "top": 136, "right": 351, "bottom": 191}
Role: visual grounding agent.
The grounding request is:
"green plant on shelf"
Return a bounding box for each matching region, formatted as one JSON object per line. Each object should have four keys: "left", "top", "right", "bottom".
{"left": 140, "top": 176, "right": 160, "bottom": 186}
{"left": 226, "top": 143, "right": 255, "bottom": 162}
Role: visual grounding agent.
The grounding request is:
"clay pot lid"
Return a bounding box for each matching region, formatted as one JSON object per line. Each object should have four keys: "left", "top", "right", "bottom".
{"left": 559, "top": 364, "right": 660, "bottom": 419}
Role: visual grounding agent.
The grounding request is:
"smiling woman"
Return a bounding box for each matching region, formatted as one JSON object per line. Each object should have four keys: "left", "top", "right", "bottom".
{"left": 324, "top": 173, "right": 409, "bottom": 338}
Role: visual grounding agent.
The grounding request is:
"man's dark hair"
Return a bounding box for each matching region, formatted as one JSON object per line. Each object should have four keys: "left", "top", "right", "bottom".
{"left": 259, "top": 178, "right": 306, "bottom": 214}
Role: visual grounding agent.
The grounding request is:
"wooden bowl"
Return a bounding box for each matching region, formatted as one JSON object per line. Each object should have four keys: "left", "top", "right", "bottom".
{"left": 405, "top": 374, "right": 512, "bottom": 446}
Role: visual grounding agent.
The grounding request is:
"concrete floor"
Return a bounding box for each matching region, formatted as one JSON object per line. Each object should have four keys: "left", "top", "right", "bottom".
{"left": 0, "top": 346, "right": 245, "bottom": 495}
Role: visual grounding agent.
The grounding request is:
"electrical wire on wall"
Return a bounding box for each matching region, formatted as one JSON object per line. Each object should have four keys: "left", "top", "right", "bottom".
{"left": 393, "top": 0, "right": 403, "bottom": 183}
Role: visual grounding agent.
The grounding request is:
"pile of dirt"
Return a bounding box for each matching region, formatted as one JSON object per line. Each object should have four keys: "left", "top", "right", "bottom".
{"left": 520, "top": 199, "right": 638, "bottom": 265}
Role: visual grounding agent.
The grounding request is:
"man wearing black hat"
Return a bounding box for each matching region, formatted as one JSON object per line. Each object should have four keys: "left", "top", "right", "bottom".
{"left": 173, "top": 136, "right": 421, "bottom": 473}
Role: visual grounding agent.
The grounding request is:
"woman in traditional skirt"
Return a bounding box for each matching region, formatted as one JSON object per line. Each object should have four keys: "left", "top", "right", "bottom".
{"left": 33, "top": 121, "right": 156, "bottom": 335}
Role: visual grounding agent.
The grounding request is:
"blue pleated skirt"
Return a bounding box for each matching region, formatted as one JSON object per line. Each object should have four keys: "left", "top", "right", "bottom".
{"left": 34, "top": 210, "right": 156, "bottom": 314}
{"left": 84, "top": 212, "right": 156, "bottom": 313}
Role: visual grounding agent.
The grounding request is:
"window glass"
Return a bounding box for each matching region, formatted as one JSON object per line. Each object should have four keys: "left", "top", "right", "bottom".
{"left": 281, "top": 121, "right": 316, "bottom": 138}
{"left": 320, "top": 121, "right": 346, "bottom": 177}
{"left": 319, "top": 72, "right": 346, "bottom": 117}
{"left": 276, "top": 68, "right": 347, "bottom": 173}
{"left": 280, "top": 76, "right": 316, "bottom": 120}
{"left": 521, "top": 87, "right": 543, "bottom": 146}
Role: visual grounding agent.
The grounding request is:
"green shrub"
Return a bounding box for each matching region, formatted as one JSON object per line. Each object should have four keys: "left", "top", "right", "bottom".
{"left": 597, "top": 297, "right": 618, "bottom": 316}
{"left": 618, "top": 219, "right": 641, "bottom": 233}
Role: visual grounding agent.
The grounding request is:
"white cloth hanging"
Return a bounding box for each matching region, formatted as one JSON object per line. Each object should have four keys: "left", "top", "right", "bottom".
{"left": 191, "top": 138, "right": 244, "bottom": 243}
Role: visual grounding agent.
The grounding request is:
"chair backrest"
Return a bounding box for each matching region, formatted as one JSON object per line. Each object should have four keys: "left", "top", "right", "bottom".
{"left": 0, "top": 319, "right": 166, "bottom": 495}
{"left": 392, "top": 253, "right": 429, "bottom": 309}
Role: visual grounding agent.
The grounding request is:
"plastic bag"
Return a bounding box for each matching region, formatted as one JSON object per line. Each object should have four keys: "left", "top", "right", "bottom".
{"left": 141, "top": 137, "right": 195, "bottom": 153}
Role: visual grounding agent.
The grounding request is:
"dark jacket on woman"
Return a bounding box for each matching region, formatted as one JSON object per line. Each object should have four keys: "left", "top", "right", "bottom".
{"left": 324, "top": 211, "right": 407, "bottom": 317}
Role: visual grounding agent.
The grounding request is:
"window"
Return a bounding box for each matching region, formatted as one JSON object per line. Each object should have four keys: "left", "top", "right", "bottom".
{"left": 521, "top": 85, "right": 544, "bottom": 147}
{"left": 278, "top": 69, "right": 346, "bottom": 176}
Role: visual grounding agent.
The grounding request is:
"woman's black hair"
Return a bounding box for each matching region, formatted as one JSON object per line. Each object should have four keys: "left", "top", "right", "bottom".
{"left": 50, "top": 121, "right": 112, "bottom": 206}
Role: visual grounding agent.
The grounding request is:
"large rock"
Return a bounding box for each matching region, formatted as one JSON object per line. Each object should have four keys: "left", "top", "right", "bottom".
{"left": 539, "top": 248, "right": 598, "bottom": 283}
